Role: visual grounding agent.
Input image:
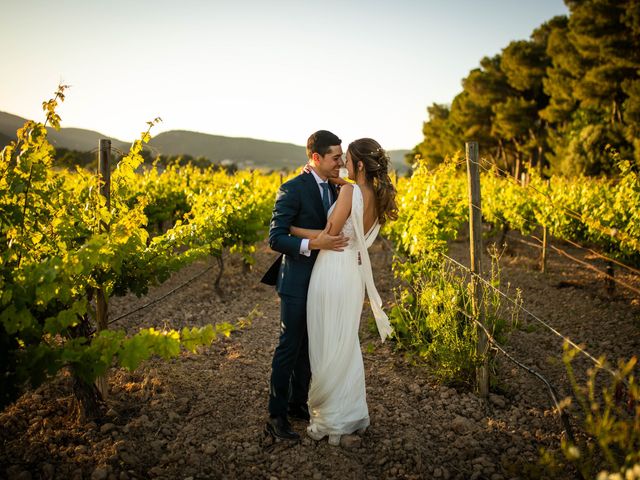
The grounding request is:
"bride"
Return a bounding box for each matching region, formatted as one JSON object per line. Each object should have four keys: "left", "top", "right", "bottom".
{"left": 290, "top": 138, "right": 398, "bottom": 445}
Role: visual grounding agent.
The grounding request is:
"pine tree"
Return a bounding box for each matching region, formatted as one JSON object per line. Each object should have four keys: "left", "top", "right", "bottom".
{"left": 410, "top": 103, "right": 458, "bottom": 168}
{"left": 499, "top": 35, "right": 551, "bottom": 175}
{"left": 411, "top": 1, "right": 640, "bottom": 176}
{"left": 452, "top": 55, "right": 512, "bottom": 165}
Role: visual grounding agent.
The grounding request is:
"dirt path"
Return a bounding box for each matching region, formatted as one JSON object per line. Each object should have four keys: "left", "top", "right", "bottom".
{"left": 1, "top": 234, "right": 638, "bottom": 480}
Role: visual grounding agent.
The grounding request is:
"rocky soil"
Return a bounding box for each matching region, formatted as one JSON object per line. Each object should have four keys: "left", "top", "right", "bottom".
{"left": 1, "top": 232, "right": 638, "bottom": 480}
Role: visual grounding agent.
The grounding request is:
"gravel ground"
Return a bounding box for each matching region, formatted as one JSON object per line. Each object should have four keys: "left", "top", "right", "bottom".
{"left": 1, "top": 232, "right": 638, "bottom": 480}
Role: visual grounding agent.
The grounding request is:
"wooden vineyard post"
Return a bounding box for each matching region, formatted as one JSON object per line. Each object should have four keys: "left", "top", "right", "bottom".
{"left": 466, "top": 142, "right": 489, "bottom": 399}
{"left": 540, "top": 180, "right": 550, "bottom": 274}
{"left": 540, "top": 225, "right": 548, "bottom": 273}
{"left": 605, "top": 261, "right": 615, "bottom": 296}
{"left": 95, "top": 139, "right": 111, "bottom": 398}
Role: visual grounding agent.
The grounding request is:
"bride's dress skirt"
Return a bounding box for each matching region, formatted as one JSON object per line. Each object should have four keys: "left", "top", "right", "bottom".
{"left": 306, "top": 248, "right": 370, "bottom": 436}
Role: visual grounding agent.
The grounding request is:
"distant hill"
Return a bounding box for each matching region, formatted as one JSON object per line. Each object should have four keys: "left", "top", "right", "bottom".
{"left": 0, "top": 111, "right": 129, "bottom": 152}
{"left": 0, "top": 131, "right": 11, "bottom": 148}
{"left": 0, "top": 111, "right": 31, "bottom": 135}
{"left": 0, "top": 111, "right": 410, "bottom": 173}
{"left": 388, "top": 150, "right": 410, "bottom": 175}
{"left": 148, "top": 130, "right": 306, "bottom": 170}
{"left": 48, "top": 127, "right": 130, "bottom": 152}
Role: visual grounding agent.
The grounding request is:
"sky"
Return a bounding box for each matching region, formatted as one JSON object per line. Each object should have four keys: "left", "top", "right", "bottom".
{"left": 1, "top": 0, "right": 569, "bottom": 150}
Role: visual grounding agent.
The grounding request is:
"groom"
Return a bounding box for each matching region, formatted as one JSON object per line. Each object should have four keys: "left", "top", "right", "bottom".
{"left": 263, "top": 130, "right": 347, "bottom": 440}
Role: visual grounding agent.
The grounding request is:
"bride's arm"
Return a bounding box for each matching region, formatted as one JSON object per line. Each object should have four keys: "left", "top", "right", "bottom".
{"left": 329, "top": 177, "right": 349, "bottom": 187}
{"left": 301, "top": 163, "right": 349, "bottom": 187}
{"left": 326, "top": 184, "right": 353, "bottom": 236}
{"left": 290, "top": 226, "right": 322, "bottom": 239}
{"left": 289, "top": 185, "right": 353, "bottom": 239}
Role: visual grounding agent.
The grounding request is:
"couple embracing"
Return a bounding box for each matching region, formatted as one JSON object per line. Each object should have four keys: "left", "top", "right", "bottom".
{"left": 262, "top": 130, "right": 398, "bottom": 446}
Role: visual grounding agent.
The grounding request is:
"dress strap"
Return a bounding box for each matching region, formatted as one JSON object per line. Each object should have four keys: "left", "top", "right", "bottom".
{"left": 351, "top": 186, "right": 393, "bottom": 342}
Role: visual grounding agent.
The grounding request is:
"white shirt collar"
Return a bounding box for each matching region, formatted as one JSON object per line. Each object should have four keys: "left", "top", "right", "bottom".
{"left": 310, "top": 168, "right": 328, "bottom": 185}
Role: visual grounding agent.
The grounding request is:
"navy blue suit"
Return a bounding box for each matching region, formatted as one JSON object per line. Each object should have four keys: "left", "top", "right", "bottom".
{"left": 266, "top": 172, "right": 336, "bottom": 418}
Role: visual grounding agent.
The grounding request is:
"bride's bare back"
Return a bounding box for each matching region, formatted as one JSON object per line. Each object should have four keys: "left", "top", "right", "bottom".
{"left": 360, "top": 184, "right": 378, "bottom": 234}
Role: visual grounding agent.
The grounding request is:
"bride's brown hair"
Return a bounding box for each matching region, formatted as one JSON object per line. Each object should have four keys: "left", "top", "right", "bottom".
{"left": 347, "top": 138, "right": 398, "bottom": 226}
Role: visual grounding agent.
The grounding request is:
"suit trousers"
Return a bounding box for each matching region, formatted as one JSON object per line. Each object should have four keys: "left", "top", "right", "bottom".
{"left": 268, "top": 293, "right": 311, "bottom": 418}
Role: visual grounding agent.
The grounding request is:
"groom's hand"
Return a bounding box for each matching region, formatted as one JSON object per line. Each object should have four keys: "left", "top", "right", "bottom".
{"left": 310, "top": 222, "right": 349, "bottom": 251}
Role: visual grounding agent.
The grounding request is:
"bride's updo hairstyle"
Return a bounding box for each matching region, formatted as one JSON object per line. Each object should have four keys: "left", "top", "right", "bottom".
{"left": 347, "top": 138, "right": 398, "bottom": 226}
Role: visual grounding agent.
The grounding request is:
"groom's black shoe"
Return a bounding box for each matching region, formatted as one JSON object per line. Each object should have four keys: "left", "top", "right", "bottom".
{"left": 265, "top": 416, "right": 300, "bottom": 441}
{"left": 288, "top": 404, "right": 310, "bottom": 422}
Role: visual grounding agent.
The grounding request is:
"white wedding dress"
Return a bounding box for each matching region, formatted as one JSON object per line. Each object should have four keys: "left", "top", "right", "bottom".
{"left": 306, "top": 184, "right": 393, "bottom": 442}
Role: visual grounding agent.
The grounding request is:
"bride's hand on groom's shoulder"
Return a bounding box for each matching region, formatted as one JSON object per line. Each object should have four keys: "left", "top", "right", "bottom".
{"left": 330, "top": 177, "right": 348, "bottom": 187}
{"left": 301, "top": 163, "right": 348, "bottom": 186}
{"left": 310, "top": 222, "right": 349, "bottom": 251}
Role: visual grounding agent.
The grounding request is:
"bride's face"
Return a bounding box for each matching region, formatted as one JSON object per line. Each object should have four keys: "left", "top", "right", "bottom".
{"left": 346, "top": 151, "right": 358, "bottom": 181}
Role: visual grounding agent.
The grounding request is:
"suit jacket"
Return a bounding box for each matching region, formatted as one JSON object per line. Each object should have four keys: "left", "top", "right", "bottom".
{"left": 261, "top": 172, "right": 337, "bottom": 298}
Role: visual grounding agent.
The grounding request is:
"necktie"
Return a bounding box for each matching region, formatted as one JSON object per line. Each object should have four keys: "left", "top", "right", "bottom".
{"left": 320, "top": 182, "right": 331, "bottom": 215}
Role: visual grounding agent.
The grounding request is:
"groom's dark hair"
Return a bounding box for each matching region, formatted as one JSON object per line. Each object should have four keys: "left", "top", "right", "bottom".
{"left": 306, "top": 130, "right": 342, "bottom": 159}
